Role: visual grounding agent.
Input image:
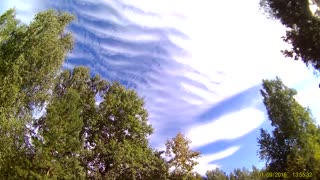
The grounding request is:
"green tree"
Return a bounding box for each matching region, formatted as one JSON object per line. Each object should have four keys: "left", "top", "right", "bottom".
{"left": 0, "top": 9, "right": 73, "bottom": 116}
{"left": 32, "top": 88, "right": 85, "bottom": 179}
{"left": 165, "top": 132, "right": 202, "bottom": 180}
{"left": 250, "top": 165, "right": 266, "bottom": 180}
{"left": 258, "top": 77, "right": 320, "bottom": 179}
{"left": 206, "top": 168, "right": 228, "bottom": 180}
{"left": 0, "top": 111, "right": 33, "bottom": 179}
{"left": 260, "top": 0, "right": 320, "bottom": 71}
{"left": 229, "top": 167, "right": 251, "bottom": 180}
{"left": 140, "top": 150, "right": 169, "bottom": 180}
{"left": 0, "top": 8, "right": 166, "bottom": 179}
{"left": 205, "top": 166, "right": 266, "bottom": 180}
{"left": 0, "top": 8, "right": 74, "bottom": 179}
{"left": 82, "top": 80, "right": 157, "bottom": 179}
{"left": 47, "top": 66, "right": 166, "bottom": 179}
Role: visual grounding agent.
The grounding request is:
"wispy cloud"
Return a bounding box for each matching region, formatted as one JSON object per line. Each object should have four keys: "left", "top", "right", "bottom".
{"left": 0, "top": 0, "right": 46, "bottom": 23}
{"left": 195, "top": 146, "right": 240, "bottom": 176}
{"left": 187, "top": 108, "right": 265, "bottom": 149}
{"left": 294, "top": 78, "right": 320, "bottom": 124}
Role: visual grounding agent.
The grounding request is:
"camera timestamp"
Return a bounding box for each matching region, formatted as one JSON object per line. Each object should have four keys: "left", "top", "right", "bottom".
{"left": 292, "top": 172, "right": 313, "bottom": 178}
{"left": 258, "top": 172, "right": 288, "bottom": 178}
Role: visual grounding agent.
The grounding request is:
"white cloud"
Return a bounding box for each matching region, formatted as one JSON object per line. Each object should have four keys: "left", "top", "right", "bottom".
{"left": 180, "top": 82, "right": 217, "bottom": 105}
{"left": 294, "top": 79, "right": 320, "bottom": 125}
{"left": 195, "top": 146, "right": 240, "bottom": 176}
{"left": 0, "top": 0, "right": 45, "bottom": 23}
{"left": 187, "top": 108, "right": 265, "bottom": 149}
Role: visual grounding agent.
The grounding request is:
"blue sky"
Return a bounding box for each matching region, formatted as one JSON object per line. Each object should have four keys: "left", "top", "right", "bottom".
{"left": 2, "top": 0, "right": 320, "bottom": 175}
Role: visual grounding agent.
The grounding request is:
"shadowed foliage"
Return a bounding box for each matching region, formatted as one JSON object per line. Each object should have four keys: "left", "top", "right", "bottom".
{"left": 260, "top": 0, "right": 320, "bottom": 72}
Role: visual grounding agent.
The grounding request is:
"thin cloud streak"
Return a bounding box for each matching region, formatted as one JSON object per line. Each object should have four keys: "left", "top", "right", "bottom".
{"left": 195, "top": 146, "right": 241, "bottom": 176}
{"left": 187, "top": 108, "right": 265, "bottom": 149}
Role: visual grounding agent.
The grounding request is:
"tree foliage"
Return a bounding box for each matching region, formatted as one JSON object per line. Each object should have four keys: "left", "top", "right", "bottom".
{"left": 0, "top": 8, "right": 74, "bottom": 116}
{"left": 165, "top": 132, "right": 202, "bottom": 180}
{"left": 0, "top": 8, "right": 74, "bottom": 179}
{"left": 32, "top": 88, "right": 85, "bottom": 179}
{"left": 260, "top": 0, "right": 320, "bottom": 71}
{"left": 258, "top": 77, "right": 320, "bottom": 179}
{"left": 229, "top": 167, "right": 251, "bottom": 180}
{"left": 0, "top": 9, "right": 168, "bottom": 179}
{"left": 205, "top": 166, "right": 266, "bottom": 180}
{"left": 206, "top": 168, "right": 229, "bottom": 180}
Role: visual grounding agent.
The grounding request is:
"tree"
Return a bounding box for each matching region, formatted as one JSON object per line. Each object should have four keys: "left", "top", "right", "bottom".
{"left": 0, "top": 110, "right": 33, "bottom": 179}
{"left": 258, "top": 77, "right": 320, "bottom": 179}
{"left": 0, "top": 9, "right": 166, "bottom": 179}
{"left": 229, "top": 167, "right": 251, "bottom": 180}
{"left": 205, "top": 166, "right": 266, "bottom": 180}
{"left": 45, "top": 66, "right": 166, "bottom": 179}
{"left": 259, "top": 0, "right": 320, "bottom": 71}
{"left": 0, "top": 8, "right": 74, "bottom": 116}
{"left": 206, "top": 168, "right": 228, "bottom": 180}
{"left": 82, "top": 80, "right": 156, "bottom": 179}
{"left": 32, "top": 88, "right": 85, "bottom": 179}
{"left": 250, "top": 165, "right": 266, "bottom": 180}
{"left": 140, "top": 150, "right": 169, "bottom": 180}
{"left": 0, "top": 8, "right": 74, "bottom": 179}
{"left": 165, "top": 132, "right": 202, "bottom": 180}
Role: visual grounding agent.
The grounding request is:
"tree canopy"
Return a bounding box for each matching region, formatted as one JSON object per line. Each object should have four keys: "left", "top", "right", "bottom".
{"left": 260, "top": 0, "right": 320, "bottom": 71}
{"left": 0, "top": 8, "right": 75, "bottom": 179}
{"left": 258, "top": 77, "right": 320, "bottom": 179}
{"left": 165, "top": 132, "right": 202, "bottom": 180}
{"left": 0, "top": 9, "right": 168, "bottom": 180}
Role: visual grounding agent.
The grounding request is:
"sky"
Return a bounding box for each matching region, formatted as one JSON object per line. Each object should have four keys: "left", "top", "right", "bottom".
{"left": 1, "top": 0, "right": 320, "bottom": 176}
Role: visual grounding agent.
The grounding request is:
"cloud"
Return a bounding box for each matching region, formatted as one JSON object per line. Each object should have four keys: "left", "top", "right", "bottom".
{"left": 0, "top": 0, "right": 46, "bottom": 23}
{"left": 194, "top": 146, "right": 240, "bottom": 176}
{"left": 187, "top": 108, "right": 265, "bottom": 149}
{"left": 294, "top": 79, "right": 320, "bottom": 125}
